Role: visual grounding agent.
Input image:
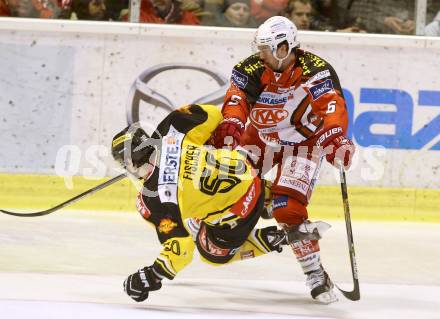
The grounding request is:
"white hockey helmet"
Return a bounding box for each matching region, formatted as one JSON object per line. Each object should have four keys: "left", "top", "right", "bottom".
{"left": 253, "top": 16, "right": 300, "bottom": 67}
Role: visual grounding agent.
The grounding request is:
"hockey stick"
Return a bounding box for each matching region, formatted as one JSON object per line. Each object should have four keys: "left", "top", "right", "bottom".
{"left": 336, "top": 163, "right": 360, "bottom": 301}
{"left": 0, "top": 174, "right": 126, "bottom": 217}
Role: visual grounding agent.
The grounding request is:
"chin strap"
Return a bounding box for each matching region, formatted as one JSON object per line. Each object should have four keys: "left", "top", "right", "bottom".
{"left": 276, "top": 59, "right": 283, "bottom": 70}
{"left": 272, "top": 47, "right": 293, "bottom": 71}
{"left": 273, "top": 46, "right": 299, "bottom": 70}
{"left": 274, "top": 53, "right": 287, "bottom": 70}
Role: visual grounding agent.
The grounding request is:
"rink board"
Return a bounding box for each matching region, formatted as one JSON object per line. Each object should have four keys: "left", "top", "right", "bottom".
{"left": 0, "top": 19, "right": 439, "bottom": 190}
{"left": 0, "top": 19, "right": 438, "bottom": 222}
{"left": 0, "top": 173, "right": 438, "bottom": 222}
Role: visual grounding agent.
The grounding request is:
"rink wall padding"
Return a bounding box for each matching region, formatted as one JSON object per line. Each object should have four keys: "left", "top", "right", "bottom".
{"left": 0, "top": 19, "right": 440, "bottom": 190}
{"left": 0, "top": 174, "right": 137, "bottom": 212}
{"left": 0, "top": 174, "right": 438, "bottom": 222}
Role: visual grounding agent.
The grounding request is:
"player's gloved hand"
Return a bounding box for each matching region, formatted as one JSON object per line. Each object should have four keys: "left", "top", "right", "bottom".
{"left": 316, "top": 126, "right": 355, "bottom": 169}
{"left": 263, "top": 226, "right": 289, "bottom": 253}
{"left": 123, "top": 266, "right": 162, "bottom": 302}
{"left": 212, "top": 118, "right": 245, "bottom": 149}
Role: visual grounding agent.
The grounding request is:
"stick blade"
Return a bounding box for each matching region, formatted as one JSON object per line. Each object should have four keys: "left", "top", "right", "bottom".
{"left": 0, "top": 208, "right": 52, "bottom": 217}
{"left": 336, "top": 284, "right": 360, "bottom": 301}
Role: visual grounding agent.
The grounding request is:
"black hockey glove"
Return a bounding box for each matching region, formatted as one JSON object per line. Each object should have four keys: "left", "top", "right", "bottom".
{"left": 123, "top": 266, "right": 162, "bottom": 302}
{"left": 265, "top": 226, "right": 288, "bottom": 252}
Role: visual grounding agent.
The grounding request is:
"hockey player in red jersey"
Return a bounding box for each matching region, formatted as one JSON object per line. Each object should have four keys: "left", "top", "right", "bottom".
{"left": 112, "top": 104, "right": 331, "bottom": 303}
{"left": 213, "top": 16, "right": 355, "bottom": 304}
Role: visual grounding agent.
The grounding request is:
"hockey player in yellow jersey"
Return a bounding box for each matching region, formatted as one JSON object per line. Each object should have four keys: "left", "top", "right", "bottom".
{"left": 111, "top": 104, "right": 326, "bottom": 302}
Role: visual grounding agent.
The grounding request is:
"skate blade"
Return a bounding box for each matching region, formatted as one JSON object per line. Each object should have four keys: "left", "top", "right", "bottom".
{"left": 314, "top": 290, "right": 338, "bottom": 304}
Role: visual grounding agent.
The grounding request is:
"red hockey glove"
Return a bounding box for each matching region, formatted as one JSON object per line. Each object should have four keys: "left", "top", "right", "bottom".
{"left": 316, "top": 126, "right": 355, "bottom": 169}
{"left": 212, "top": 118, "right": 245, "bottom": 149}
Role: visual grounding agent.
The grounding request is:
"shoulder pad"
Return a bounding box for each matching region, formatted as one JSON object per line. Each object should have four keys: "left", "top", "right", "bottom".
{"left": 235, "top": 54, "right": 265, "bottom": 76}
{"left": 231, "top": 54, "right": 265, "bottom": 90}
{"left": 297, "top": 50, "right": 331, "bottom": 78}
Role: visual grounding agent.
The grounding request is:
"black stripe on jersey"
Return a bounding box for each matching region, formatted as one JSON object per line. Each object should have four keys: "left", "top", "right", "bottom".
{"left": 220, "top": 214, "right": 240, "bottom": 223}
{"left": 201, "top": 204, "right": 234, "bottom": 221}
{"left": 152, "top": 104, "right": 209, "bottom": 140}
{"left": 290, "top": 95, "right": 316, "bottom": 138}
{"left": 290, "top": 95, "right": 309, "bottom": 127}
{"left": 153, "top": 259, "right": 175, "bottom": 280}
{"left": 314, "top": 119, "right": 324, "bottom": 131}
{"left": 297, "top": 125, "right": 313, "bottom": 139}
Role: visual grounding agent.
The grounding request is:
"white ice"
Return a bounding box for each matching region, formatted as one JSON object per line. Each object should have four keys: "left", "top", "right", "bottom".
{"left": 1, "top": 211, "right": 439, "bottom": 319}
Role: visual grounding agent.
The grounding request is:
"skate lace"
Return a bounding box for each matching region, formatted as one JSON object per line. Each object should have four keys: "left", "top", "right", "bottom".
{"left": 306, "top": 269, "right": 326, "bottom": 289}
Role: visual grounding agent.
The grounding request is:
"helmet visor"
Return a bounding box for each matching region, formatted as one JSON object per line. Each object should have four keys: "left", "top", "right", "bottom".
{"left": 251, "top": 41, "right": 272, "bottom": 54}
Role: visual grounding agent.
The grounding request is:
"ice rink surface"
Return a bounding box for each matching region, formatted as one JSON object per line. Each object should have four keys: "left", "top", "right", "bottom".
{"left": 1, "top": 211, "right": 439, "bottom": 319}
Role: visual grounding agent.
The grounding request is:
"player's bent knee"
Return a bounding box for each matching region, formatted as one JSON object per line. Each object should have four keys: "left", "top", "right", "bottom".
{"left": 272, "top": 195, "right": 308, "bottom": 226}
{"left": 195, "top": 223, "right": 239, "bottom": 265}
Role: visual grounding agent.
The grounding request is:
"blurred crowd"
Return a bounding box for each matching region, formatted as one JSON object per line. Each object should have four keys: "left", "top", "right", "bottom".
{"left": 0, "top": 0, "right": 439, "bottom": 36}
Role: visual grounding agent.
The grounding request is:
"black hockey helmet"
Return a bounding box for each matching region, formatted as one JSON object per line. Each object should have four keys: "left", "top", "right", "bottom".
{"left": 111, "top": 125, "right": 157, "bottom": 170}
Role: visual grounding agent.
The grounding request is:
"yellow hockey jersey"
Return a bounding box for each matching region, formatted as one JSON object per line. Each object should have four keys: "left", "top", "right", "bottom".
{"left": 135, "top": 104, "right": 269, "bottom": 280}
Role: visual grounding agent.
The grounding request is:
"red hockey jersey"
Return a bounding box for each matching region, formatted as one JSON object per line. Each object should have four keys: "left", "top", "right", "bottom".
{"left": 222, "top": 49, "right": 348, "bottom": 146}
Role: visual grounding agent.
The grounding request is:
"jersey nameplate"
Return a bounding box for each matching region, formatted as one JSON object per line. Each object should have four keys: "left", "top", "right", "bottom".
{"left": 158, "top": 125, "right": 184, "bottom": 204}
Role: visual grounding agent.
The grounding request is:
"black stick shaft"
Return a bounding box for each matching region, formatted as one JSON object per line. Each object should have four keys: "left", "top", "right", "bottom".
{"left": 337, "top": 165, "right": 360, "bottom": 300}
{"left": 0, "top": 174, "right": 126, "bottom": 217}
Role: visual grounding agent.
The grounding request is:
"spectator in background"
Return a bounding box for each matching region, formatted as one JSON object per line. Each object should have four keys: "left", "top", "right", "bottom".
{"left": 181, "top": 0, "right": 218, "bottom": 25}
{"left": 216, "top": 0, "right": 256, "bottom": 27}
{"left": 250, "top": 0, "right": 288, "bottom": 25}
{"left": 139, "top": 0, "right": 199, "bottom": 24}
{"left": 57, "top": 0, "right": 74, "bottom": 18}
{"left": 4, "top": 0, "right": 61, "bottom": 18}
{"left": 105, "top": 0, "right": 128, "bottom": 20}
{"left": 425, "top": 10, "right": 440, "bottom": 36}
{"left": 0, "top": 0, "right": 10, "bottom": 16}
{"left": 427, "top": 1, "right": 440, "bottom": 24}
{"left": 341, "top": 0, "right": 415, "bottom": 34}
{"left": 70, "top": 0, "right": 108, "bottom": 20}
{"left": 382, "top": 1, "right": 415, "bottom": 35}
{"left": 181, "top": 0, "right": 204, "bottom": 14}
{"left": 202, "top": 0, "right": 224, "bottom": 24}
{"left": 285, "top": 0, "right": 312, "bottom": 30}
{"left": 5, "top": 0, "right": 34, "bottom": 17}
{"left": 33, "top": 0, "right": 63, "bottom": 17}
{"left": 311, "top": 0, "right": 366, "bottom": 32}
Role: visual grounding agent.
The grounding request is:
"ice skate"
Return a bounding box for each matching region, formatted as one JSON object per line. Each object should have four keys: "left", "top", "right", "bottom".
{"left": 306, "top": 266, "right": 338, "bottom": 304}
